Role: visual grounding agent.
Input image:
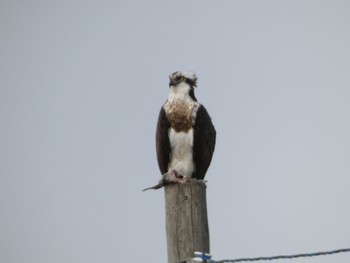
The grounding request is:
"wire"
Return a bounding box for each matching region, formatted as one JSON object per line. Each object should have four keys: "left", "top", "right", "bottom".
{"left": 216, "top": 248, "right": 350, "bottom": 262}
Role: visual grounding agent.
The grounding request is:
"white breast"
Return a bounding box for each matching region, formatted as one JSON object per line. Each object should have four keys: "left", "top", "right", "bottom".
{"left": 168, "top": 128, "right": 195, "bottom": 178}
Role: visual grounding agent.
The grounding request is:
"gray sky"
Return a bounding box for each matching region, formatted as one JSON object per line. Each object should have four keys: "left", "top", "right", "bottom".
{"left": 1, "top": 1, "right": 350, "bottom": 262}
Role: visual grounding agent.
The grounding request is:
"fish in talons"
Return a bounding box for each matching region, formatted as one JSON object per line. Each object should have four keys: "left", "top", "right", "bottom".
{"left": 143, "top": 171, "right": 187, "bottom": 191}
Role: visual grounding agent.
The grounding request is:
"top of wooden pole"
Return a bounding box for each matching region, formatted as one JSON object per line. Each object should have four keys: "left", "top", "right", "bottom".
{"left": 164, "top": 180, "right": 209, "bottom": 263}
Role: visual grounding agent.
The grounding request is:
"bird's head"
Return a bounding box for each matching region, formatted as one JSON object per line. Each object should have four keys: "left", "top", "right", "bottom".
{"left": 168, "top": 71, "right": 198, "bottom": 101}
{"left": 169, "top": 71, "right": 197, "bottom": 88}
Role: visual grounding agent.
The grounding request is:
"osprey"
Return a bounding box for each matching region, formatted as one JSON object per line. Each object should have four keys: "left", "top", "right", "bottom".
{"left": 144, "top": 71, "right": 216, "bottom": 190}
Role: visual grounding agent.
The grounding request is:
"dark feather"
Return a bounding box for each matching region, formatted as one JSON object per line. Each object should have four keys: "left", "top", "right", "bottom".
{"left": 155, "top": 107, "right": 171, "bottom": 174}
{"left": 192, "top": 105, "right": 216, "bottom": 180}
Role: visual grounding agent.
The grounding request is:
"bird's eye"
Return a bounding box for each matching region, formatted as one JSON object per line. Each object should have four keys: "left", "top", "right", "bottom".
{"left": 178, "top": 76, "right": 185, "bottom": 81}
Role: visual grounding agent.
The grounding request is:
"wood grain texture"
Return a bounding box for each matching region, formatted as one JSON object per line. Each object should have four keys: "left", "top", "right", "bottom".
{"left": 165, "top": 180, "right": 209, "bottom": 263}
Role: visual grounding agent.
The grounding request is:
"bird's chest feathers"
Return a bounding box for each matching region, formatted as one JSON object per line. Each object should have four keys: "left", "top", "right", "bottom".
{"left": 168, "top": 128, "right": 195, "bottom": 177}
{"left": 164, "top": 98, "right": 199, "bottom": 132}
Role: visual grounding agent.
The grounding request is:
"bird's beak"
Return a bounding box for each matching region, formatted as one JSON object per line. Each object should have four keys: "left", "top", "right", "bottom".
{"left": 169, "top": 76, "right": 177, "bottom": 87}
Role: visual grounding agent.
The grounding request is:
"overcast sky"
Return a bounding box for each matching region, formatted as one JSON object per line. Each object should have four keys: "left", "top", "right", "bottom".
{"left": 1, "top": 1, "right": 350, "bottom": 263}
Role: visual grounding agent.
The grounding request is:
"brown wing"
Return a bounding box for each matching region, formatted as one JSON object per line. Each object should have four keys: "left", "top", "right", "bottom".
{"left": 192, "top": 105, "right": 216, "bottom": 180}
{"left": 155, "top": 106, "right": 171, "bottom": 175}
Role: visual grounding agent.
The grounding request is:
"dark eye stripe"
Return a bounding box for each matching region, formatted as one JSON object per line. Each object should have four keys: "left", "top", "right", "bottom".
{"left": 185, "top": 78, "right": 196, "bottom": 87}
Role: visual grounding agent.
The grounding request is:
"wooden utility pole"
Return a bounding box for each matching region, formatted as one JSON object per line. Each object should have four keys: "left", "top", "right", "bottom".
{"left": 164, "top": 180, "right": 209, "bottom": 263}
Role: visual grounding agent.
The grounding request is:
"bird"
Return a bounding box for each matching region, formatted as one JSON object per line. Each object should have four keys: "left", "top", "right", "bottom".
{"left": 143, "top": 71, "right": 216, "bottom": 191}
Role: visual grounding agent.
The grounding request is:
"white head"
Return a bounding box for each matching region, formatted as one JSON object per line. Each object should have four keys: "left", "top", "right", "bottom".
{"left": 168, "top": 71, "right": 198, "bottom": 101}
{"left": 169, "top": 71, "right": 197, "bottom": 87}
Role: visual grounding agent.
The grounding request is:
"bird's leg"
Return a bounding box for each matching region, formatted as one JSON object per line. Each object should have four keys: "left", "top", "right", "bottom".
{"left": 166, "top": 170, "right": 187, "bottom": 184}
